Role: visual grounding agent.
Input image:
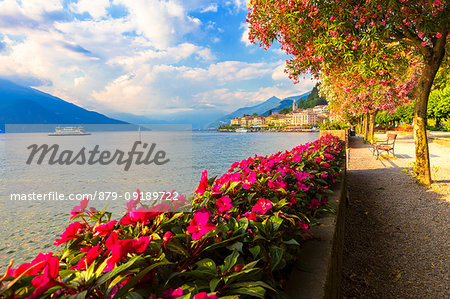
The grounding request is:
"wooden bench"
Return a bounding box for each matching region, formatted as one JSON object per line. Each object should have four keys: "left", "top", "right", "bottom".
{"left": 372, "top": 133, "right": 397, "bottom": 159}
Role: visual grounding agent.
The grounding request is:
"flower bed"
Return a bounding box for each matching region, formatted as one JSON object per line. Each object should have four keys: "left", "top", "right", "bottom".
{"left": 0, "top": 135, "right": 345, "bottom": 298}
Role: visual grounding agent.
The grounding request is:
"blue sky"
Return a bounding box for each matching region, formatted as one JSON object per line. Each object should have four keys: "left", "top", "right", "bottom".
{"left": 0, "top": 0, "right": 316, "bottom": 117}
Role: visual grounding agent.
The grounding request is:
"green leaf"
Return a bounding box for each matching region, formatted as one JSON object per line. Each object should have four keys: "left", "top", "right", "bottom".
{"left": 222, "top": 250, "right": 239, "bottom": 273}
{"left": 269, "top": 246, "right": 283, "bottom": 270}
{"left": 112, "top": 261, "right": 168, "bottom": 298}
{"left": 204, "top": 233, "right": 246, "bottom": 251}
{"left": 95, "top": 255, "right": 141, "bottom": 287}
{"left": 210, "top": 278, "right": 221, "bottom": 292}
{"left": 124, "top": 292, "right": 145, "bottom": 299}
{"left": 268, "top": 215, "right": 283, "bottom": 233}
{"left": 226, "top": 181, "right": 241, "bottom": 193}
{"left": 249, "top": 246, "right": 261, "bottom": 258}
{"left": 226, "top": 242, "right": 243, "bottom": 254}
{"left": 229, "top": 281, "right": 276, "bottom": 292}
{"left": 228, "top": 286, "right": 266, "bottom": 298}
{"left": 242, "top": 260, "right": 260, "bottom": 270}
{"left": 65, "top": 290, "right": 88, "bottom": 299}
{"left": 283, "top": 239, "right": 300, "bottom": 246}
{"left": 196, "top": 258, "right": 217, "bottom": 273}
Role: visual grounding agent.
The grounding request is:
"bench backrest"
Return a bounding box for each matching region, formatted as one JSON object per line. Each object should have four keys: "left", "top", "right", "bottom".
{"left": 386, "top": 133, "right": 397, "bottom": 145}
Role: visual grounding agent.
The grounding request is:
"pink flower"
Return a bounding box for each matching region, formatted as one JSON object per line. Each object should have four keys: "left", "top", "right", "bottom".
{"left": 187, "top": 209, "right": 216, "bottom": 240}
{"left": 309, "top": 199, "right": 321, "bottom": 210}
{"left": 162, "top": 231, "right": 174, "bottom": 249}
{"left": 242, "top": 171, "right": 257, "bottom": 189}
{"left": 120, "top": 207, "right": 160, "bottom": 225}
{"left": 252, "top": 198, "right": 272, "bottom": 215}
{"left": 294, "top": 171, "right": 313, "bottom": 181}
{"left": 216, "top": 196, "right": 234, "bottom": 212}
{"left": 54, "top": 222, "right": 85, "bottom": 246}
{"left": 74, "top": 244, "right": 103, "bottom": 270}
{"left": 163, "top": 288, "right": 184, "bottom": 299}
{"left": 243, "top": 212, "right": 257, "bottom": 221}
{"left": 8, "top": 253, "right": 59, "bottom": 299}
{"left": 267, "top": 178, "right": 287, "bottom": 190}
{"left": 436, "top": 32, "right": 442, "bottom": 38}
{"left": 298, "top": 222, "right": 312, "bottom": 237}
{"left": 107, "top": 236, "right": 151, "bottom": 267}
{"left": 126, "top": 189, "right": 141, "bottom": 212}
{"left": 95, "top": 220, "right": 117, "bottom": 236}
{"left": 418, "top": 32, "right": 424, "bottom": 38}
{"left": 70, "top": 198, "right": 89, "bottom": 218}
{"left": 193, "top": 293, "right": 218, "bottom": 299}
{"left": 297, "top": 181, "right": 310, "bottom": 191}
{"left": 195, "top": 170, "right": 209, "bottom": 195}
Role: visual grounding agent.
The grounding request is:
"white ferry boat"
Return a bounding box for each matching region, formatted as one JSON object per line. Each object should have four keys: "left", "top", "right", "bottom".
{"left": 235, "top": 128, "right": 248, "bottom": 133}
{"left": 49, "top": 126, "right": 91, "bottom": 136}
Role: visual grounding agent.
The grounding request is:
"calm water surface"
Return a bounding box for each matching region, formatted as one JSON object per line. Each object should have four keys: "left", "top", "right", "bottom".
{"left": 0, "top": 131, "right": 318, "bottom": 269}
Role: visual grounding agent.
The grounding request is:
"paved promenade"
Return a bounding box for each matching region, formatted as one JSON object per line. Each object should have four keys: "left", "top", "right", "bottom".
{"left": 341, "top": 135, "right": 449, "bottom": 298}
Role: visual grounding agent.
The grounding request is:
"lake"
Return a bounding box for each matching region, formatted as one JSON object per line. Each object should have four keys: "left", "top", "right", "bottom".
{"left": 0, "top": 131, "right": 319, "bottom": 269}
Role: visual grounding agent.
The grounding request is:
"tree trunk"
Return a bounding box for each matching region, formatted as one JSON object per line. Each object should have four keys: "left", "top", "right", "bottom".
{"left": 363, "top": 112, "right": 369, "bottom": 142}
{"left": 368, "top": 110, "right": 378, "bottom": 143}
{"left": 414, "top": 46, "right": 446, "bottom": 185}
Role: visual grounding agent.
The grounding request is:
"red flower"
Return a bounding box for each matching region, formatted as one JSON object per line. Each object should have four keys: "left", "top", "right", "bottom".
{"left": 242, "top": 171, "right": 257, "bottom": 189}
{"left": 162, "top": 231, "right": 174, "bottom": 249}
{"left": 163, "top": 287, "right": 183, "bottom": 299}
{"left": 187, "top": 209, "right": 216, "bottom": 240}
{"left": 95, "top": 220, "right": 117, "bottom": 236}
{"left": 242, "top": 212, "right": 257, "bottom": 221}
{"left": 216, "top": 196, "right": 234, "bottom": 212}
{"left": 309, "top": 199, "right": 321, "bottom": 210}
{"left": 252, "top": 198, "right": 272, "bottom": 215}
{"left": 74, "top": 244, "right": 103, "bottom": 270}
{"left": 120, "top": 207, "right": 160, "bottom": 225}
{"left": 70, "top": 198, "right": 89, "bottom": 218}
{"left": 195, "top": 170, "right": 209, "bottom": 195}
{"left": 126, "top": 189, "right": 141, "bottom": 212}
{"left": 233, "top": 264, "right": 245, "bottom": 272}
{"left": 54, "top": 222, "right": 85, "bottom": 246}
{"left": 193, "top": 292, "right": 218, "bottom": 299}
{"left": 8, "top": 253, "right": 59, "bottom": 299}
{"left": 107, "top": 236, "right": 151, "bottom": 267}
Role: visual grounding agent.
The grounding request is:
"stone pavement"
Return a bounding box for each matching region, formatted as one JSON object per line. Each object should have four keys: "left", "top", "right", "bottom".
{"left": 341, "top": 136, "right": 449, "bottom": 298}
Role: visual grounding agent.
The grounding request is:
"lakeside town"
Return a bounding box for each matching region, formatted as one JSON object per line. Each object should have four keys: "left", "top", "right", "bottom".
{"left": 219, "top": 101, "right": 334, "bottom": 132}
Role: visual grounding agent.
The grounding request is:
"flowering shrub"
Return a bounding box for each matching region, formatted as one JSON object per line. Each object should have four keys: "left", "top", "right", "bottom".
{"left": 0, "top": 135, "right": 345, "bottom": 298}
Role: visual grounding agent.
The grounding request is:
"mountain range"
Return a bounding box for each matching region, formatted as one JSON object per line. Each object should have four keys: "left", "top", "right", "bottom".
{"left": 205, "top": 91, "right": 311, "bottom": 129}
{"left": 0, "top": 79, "right": 314, "bottom": 131}
{"left": 0, "top": 79, "right": 125, "bottom": 132}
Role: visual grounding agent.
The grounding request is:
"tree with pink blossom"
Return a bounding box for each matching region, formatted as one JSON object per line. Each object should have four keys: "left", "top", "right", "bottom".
{"left": 247, "top": 0, "right": 449, "bottom": 184}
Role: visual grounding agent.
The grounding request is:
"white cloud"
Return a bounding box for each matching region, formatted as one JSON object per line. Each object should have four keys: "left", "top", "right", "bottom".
{"left": 0, "top": 0, "right": 63, "bottom": 20}
{"left": 0, "top": 0, "right": 317, "bottom": 118}
{"left": 272, "top": 63, "right": 287, "bottom": 81}
{"left": 240, "top": 22, "right": 251, "bottom": 46}
{"left": 113, "top": 0, "right": 201, "bottom": 49}
{"left": 192, "top": 78, "right": 317, "bottom": 111}
{"left": 200, "top": 4, "right": 218, "bottom": 13}
{"left": 232, "top": 0, "right": 248, "bottom": 11}
{"left": 178, "top": 61, "right": 277, "bottom": 83}
{"left": 69, "top": 0, "right": 110, "bottom": 19}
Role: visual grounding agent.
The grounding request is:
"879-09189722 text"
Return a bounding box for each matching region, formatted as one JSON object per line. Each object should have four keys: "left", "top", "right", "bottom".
{"left": 9, "top": 190, "right": 180, "bottom": 201}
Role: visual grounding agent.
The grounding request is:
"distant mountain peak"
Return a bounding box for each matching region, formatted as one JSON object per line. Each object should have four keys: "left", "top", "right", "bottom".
{"left": 206, "top": 91, "right": 312, "bottom": 129}
{"left": 0, "top": 78, "right": 125, "bottom": 131}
